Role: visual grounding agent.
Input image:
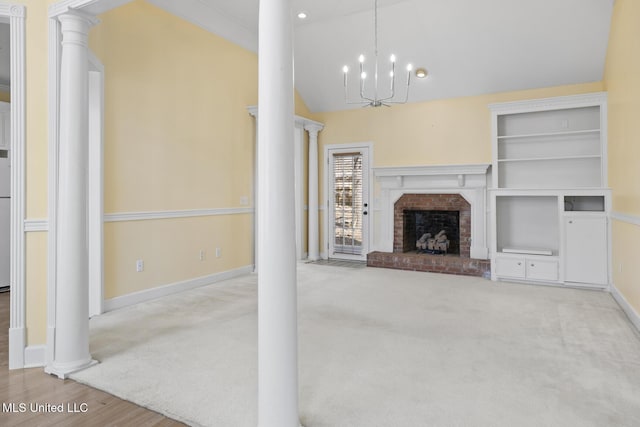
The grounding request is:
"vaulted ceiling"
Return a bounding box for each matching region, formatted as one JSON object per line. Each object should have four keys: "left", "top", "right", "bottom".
{"left": 67, "top": 0, "right": 621, "bottom": 113}
{"left": 149, "top": 0, "right": 614, "bottom": 113}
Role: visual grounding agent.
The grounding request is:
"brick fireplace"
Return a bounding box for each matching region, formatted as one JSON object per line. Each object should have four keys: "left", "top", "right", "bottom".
{"left": 368, "top": 164, "right": 491, "bottom": 277}
{"left": 394, "top": 194, "right": 470, "bottom": 256}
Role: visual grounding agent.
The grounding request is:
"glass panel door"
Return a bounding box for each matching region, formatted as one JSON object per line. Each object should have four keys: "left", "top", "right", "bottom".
{"left": 328, "top": 147, "right": 369, "bottom": 260}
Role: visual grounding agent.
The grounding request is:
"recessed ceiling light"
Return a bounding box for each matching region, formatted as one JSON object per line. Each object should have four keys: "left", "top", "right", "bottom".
{"left": 415, "top": 68, "right": 428, "bottom": 79}
{"left": 297, "top": 12, "right": 308, "bottom": 19}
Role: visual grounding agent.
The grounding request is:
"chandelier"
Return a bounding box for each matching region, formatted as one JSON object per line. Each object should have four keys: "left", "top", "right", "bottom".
{"left": 342, "top": 0, "right": 413, "bottom": 107}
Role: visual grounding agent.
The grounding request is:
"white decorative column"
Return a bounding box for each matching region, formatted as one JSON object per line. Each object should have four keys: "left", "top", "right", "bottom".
{"left": 45, "top": 12, "right": 97, "bottom": 379}
{"left": 305, "top": 123, "right": 323, "bottom": 261}
{"left": 2, "top": 3, "right": 26, "bottom": 370}
{"left": 257, "top": 0, "right": 299, "bottom": 426}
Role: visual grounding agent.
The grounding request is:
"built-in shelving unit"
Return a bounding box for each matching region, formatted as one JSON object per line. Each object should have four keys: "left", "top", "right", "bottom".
{"left": 489, "top": 93, "right": 610, "bottom": 289}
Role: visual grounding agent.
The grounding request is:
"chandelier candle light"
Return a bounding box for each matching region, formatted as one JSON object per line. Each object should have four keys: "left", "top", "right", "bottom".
{"left": 343, "top": 0, "right": 413, "bottom": 107}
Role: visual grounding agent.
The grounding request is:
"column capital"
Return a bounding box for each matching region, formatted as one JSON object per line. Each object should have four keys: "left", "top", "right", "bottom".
{"left": 58, "top": 10, "right": 99, "bottom": 42}
{"left": 303, "top": 122, "right": 324, "bottom": 134}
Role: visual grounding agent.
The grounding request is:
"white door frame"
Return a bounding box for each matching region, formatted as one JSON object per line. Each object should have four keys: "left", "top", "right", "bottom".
{"left": 1, "top": 3, "right": 26, "bottom": 370}
{"left": 324, "top": 142, "right": 373, "bottom": 261}
{"left": 88, "top": 51, "right": 104, "bottom": 318}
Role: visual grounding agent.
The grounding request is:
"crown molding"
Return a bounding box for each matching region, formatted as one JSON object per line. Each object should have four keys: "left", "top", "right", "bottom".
{"left": 0, "top": 4, "right": 25, "bottom": 18}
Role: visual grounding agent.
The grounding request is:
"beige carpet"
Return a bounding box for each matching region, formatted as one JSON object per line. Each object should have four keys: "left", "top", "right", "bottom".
{"left": 71, "top": 263, "right": 640, "bottom": 426}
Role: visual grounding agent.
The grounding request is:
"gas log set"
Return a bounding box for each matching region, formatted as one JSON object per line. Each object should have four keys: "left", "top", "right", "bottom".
{"left": 416, "top": 229, "right": 450, "bottom": 254}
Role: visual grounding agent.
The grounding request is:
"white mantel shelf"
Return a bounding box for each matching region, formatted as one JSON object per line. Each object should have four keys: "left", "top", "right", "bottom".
{"left": 374, "top": 164, "right": 491, "bottom": 178}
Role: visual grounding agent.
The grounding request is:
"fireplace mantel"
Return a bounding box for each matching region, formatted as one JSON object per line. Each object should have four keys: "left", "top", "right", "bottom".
{"left": 374, "top": 164, "right": 491, "bottom": 259}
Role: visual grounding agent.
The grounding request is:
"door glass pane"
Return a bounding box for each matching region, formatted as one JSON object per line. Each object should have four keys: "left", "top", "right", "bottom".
{"left": 333, "top": 153, "right": 363, "bottom": 255}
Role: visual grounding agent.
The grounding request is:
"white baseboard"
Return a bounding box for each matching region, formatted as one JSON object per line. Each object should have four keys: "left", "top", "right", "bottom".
{"left": 610, "top": 283, "right": 640, "bottom": 333}
{"left": 8, "top": 327, "right": 25, "bottom": 369}
{"left": 24, "top": 345, "right": 46, "bottom": 368}
{"left": 104, "top": 265, "right": 254, "bottom": 312}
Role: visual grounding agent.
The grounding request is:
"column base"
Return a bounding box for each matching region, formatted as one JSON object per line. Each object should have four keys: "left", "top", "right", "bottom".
{"left": 45, "top": 358, "right": 98, "bottom": 379}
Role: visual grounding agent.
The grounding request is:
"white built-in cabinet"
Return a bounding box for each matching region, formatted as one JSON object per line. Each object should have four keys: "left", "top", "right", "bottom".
{"left": 489, "top": 93, "right": 610, "bottom": 289}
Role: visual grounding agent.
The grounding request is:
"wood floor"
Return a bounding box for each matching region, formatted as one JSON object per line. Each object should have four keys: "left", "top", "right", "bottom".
{"left": 0, "top": 292, "right": 186, "bottom": 426}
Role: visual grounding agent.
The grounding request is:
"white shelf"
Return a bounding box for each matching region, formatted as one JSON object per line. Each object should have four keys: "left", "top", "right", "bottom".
{"left": 497, "top": 129, "right": 600, "bottom": 140}
{"left": 489, "top": 93, "right": 610, "bottom": 288}
{"left": 498, "top": 154, "right": 601, "bottom": 163}
{"left": 502, "top": 247, "right": 554, "bottom": 256}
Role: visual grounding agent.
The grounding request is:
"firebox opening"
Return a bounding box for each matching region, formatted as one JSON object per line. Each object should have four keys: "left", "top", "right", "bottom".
{"left": 403, "top": 210, "right": 460, "bottom": 255}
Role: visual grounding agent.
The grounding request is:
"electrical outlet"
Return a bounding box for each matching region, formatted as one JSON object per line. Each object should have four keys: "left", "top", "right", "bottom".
{"left": 136, "top": 259, "right": 144, "bottom": 272}
{"left": 216, "top": 248, "right": 221, "bottom": 258}
{"left": 199, "top": 250, "right": 206, "bottom": 261}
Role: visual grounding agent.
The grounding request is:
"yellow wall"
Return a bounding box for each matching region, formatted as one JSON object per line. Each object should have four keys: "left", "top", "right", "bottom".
{"left": 0, "top": 91, "right": 9, "bottom": 102}
{"left": 315, "top": 82, "right": 603, "bottom": 169}
{"left": 89, "top": 0, "right": 263, "bottom": 298}
{"left": 313, "top": 82, "right": 603, "bottom": 254}
{"left": 25, "top": 232, "right": 47, "bottom": 345}
{"left": 604, "top": 0, "right": 640, "bottom": 315}
{"left": 104, "top": 215, "right": 253, "bottom": 299}
{"left": 90, "top": 1, "right": 256, "bottom": 213}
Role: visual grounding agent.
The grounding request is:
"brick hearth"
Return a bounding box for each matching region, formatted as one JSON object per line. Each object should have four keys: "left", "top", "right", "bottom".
{"left": 368, "top": 192, "right": 490, "bottom": 278}
{"left": 367, "top": 251, "right": 491, "bottom": 278}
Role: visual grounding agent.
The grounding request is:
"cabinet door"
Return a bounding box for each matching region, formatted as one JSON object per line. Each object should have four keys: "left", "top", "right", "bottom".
{"left": 495, "top": 257, "right": 525, "bottom": 278}
{"left": 564, "top": 216, "right": 608, "bottom": 285}
{"left": 526, "top": 259, "right": 559, "bottom": 282}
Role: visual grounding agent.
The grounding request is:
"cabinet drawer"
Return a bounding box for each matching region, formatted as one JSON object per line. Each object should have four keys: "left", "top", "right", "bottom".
{"left": 526, "top": 259, "right": 559, "bottom": 281}
{"left": 495, "top": 257, "right": 525, "bottom": 278}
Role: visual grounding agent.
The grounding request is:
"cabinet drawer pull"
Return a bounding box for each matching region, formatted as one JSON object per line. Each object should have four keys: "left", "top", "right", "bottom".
{"left": 517, "top": 262, "right": 521, "bottom": 266}
{"left": 530, "top": 263, "right": 535, "bottom": 267}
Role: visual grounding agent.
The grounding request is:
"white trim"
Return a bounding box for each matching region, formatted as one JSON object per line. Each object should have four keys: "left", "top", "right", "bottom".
{"left": 104, "top": 207, "right": 254, "bottom": 223}
{"left": 374, "top": 164, "right": 491, "bottom": 178}
{"left": 24, "top": 219, "right": 49, "bottom": 232}
{"left": 610, "top": 283, "right": 640, "bottom": 333}
{"left": 46, "top": 14, "right": 61, "bottom": 369}
{"left": 294, "top": 122, "right": 305, "bottom": 260}
{"left": 1, "top": 2, "right": 26, "bottom": 370}
{"left": 488, "top": 92, "right": 608, "bottom": 114}
{"left": 24, "top": 345, "right": 47, "bottom": 368}
{"left": 88, "top": 51, "right": 104, "bottom": 318}
{"left": 49, "top": 0, "right": 131, "bottom": 17}
{"left": 103, "top": 265, "right": 254, "bottom": 312}
{"left": 611, "top": 211, "right": 640, "bottom": 227}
